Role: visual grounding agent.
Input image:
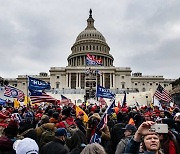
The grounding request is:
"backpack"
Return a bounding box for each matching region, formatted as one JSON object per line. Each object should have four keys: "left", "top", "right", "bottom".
{"left": 63, "top": 121, "right": 79, "bottom": 138}
{"left": 63, "top": 121, "right": 80, "bottom": 150}
{"left": 39, "top": 127, "right": 55, "bottom": 148}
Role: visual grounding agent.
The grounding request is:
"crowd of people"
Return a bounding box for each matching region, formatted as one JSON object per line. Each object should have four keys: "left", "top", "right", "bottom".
{"left": 0, "top": 102, "right": 180, "bottom": 154}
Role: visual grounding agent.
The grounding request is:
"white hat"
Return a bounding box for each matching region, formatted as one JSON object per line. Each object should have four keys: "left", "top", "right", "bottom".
{"left": 13, "top": 138, "right": 39, "bottom": 154}
{"left": 175, "top": 112, "right": 180, "bottom": 118}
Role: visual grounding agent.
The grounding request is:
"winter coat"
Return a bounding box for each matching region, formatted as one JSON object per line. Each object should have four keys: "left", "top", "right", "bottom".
{"left": 75, "top": 118, "right": 86, "bottom": 135}
{"left": 56, "top": 117, "right": 76, "bottom": 128}
{"left": 86, "top": 124, "right": 110, "bottom": 143}
{"left": 35, "top": 123, "right": 56, "bottom": 144}
{"left": 0, "top": 136, "right": 16, "bottom": 154}
{"left": 115, "top": 135, "right": 132, "bottom": 154}
{"left": 40, "top": 138, "right": 68, "bottom": 154}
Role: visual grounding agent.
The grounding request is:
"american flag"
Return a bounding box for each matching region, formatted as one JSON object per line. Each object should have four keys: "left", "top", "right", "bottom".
{"left": 96, "top": 113, "right": 108, "bottom": 130}
{"left": 4, "top": 86, "right": 24, "bottom": 101}
{"left": 90, "top": 99, "right": 115, "bottom": 144}
{"left": 86, "top": 53, "right": 102, "bottom": 66}
{"left": 29, "top": 89, "right": 57, "bottom": 104}
{"left": 61, "top": 95, "right": 71, "bottom": 105}
{"left": 154, "top": 84, "right": 171, "bottom": 102}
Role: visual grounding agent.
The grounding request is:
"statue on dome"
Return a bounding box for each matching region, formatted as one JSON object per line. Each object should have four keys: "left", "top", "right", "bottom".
{"left": 89, "top": 9, "right": 92, "bottom": 17}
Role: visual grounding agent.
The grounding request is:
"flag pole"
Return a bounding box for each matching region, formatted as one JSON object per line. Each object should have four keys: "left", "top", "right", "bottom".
{"left": 26, "top": 75, "right": 30, "bottom": 107}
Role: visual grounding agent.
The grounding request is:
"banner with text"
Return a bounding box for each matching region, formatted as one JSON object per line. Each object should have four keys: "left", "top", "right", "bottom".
{"left": 96, "top": 85, "right": 115, "bottom": 99}
{"left": 28, "top": 76, "right": 50, "bottom": 90}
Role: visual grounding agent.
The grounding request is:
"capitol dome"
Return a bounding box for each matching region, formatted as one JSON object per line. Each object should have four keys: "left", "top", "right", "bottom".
{"left": 67, "top": 9, "right": 114, "bottom": 67}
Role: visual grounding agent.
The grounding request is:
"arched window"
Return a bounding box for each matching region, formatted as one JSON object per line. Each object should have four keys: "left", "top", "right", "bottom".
{"left": 56, "top": 82, "right": 60, "bottom": 89}
{"left": 121, "top": 82, "right": 125, "bottom": 89}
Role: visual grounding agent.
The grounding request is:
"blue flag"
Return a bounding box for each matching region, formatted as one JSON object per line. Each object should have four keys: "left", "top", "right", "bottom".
{"left": 96, "top": 85, "right": 115, "bottom": 99}
{"left": 0, "top": 98, "right": 6, "bottom": 105}
{"left": 89, "top": 133, "right": 101, "bottom": 144}
{"left": 122, "top": 91, "right": 126, "bottom": 107}
{"left": 29, "top": 89, "right": 43, "bottom": 96}
{"left": 106, "top": 99, "right": 116, "bottom": 114}
{"left": 28, "top": 76, "right": 50, "bottom": 90}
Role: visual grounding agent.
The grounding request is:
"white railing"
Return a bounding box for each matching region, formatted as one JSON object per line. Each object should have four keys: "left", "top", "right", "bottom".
{"left": 47, "top": 88, "right": 137, "bottom": 94}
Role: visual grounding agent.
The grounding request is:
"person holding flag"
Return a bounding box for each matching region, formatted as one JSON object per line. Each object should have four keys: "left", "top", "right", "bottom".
{"left": 86, "top": 112, "right": 110, "bottom": 144}
{"left": 75, "top": 111, "right": 86, "bottom": 135}
{"left": 88, "top": 85, "right": 116, "bottom": 153}
{"left": 88, "top": 98, "right": 116, "bottom": 153}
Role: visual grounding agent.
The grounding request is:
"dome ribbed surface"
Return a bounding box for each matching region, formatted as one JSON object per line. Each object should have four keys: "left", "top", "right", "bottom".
{"left": 76, "top": 29, "right": 106, "bottom": 42}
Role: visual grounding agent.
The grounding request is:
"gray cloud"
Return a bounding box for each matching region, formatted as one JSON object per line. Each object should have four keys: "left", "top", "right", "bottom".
{"left": 0, "top": 0, "right": 179, "bottom": 79}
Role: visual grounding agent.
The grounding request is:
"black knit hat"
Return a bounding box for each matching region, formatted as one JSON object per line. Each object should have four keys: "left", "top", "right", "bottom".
{"left": 4, "top": 120, "right": 18, "bottom": 137}
{"left": 62, "top": 107, "right": 72, "bottom": 117}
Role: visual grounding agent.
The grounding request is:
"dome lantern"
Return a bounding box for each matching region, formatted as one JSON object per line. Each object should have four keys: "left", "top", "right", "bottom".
{"left": 85, "top": 9, "right": 96, "bottom": 30}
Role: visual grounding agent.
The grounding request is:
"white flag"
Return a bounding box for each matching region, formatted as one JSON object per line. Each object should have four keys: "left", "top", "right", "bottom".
{"left": 153, "top": 97, "right": 163, "bottom": 110}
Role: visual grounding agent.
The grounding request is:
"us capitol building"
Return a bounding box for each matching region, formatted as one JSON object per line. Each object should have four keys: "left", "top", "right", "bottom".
{"left": 4, "top": 10, "right": 174, "bottom": 104}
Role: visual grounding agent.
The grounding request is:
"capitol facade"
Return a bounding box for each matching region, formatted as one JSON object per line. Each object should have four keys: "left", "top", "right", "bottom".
{"left": 5, "top": 10, "right": 173, "bottom": 104}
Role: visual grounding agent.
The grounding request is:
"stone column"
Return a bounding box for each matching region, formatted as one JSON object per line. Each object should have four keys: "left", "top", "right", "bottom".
{"left": 84, "top": 56, "right": 86, "bottom": 66}
{"left": 69, "top": 73, "right": 71, "bottom": 88}
{"left": 113, "top": 73, "right": 115, "bottom": 88}
{"left": 76, "top": 73, "right": 79, "bottom": 88}
{"left": 110, "top": 73, "right": 112, "bottom": 89}
{"left": 79, "top": 73, "right": 81, "bottom": 88}
{"left": 103, "top": 73, "right": 105, "bottom": 87}
{"left": 66, "top": 73, "right": 69, "bottom": 88}
{"left": 80, "top": 56, "right": 82, "bottom": 66}
{"left": 100, "top": 73, "right": 102, "bottom": 86}
{"left": 75, "top": 57, "right": 77, "bottom": 66}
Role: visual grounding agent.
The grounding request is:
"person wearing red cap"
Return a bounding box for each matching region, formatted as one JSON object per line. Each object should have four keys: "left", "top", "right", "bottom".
{"left": 0, "top": 120, "right": 18, "bottom": 153}
{"left": 56, "top": 107, "right": 76, "bottom": 129}
{"left": 144, "top": 112, "right": 152, "bottom": 121}
{"left": 0, "top": 106, "right": 9, "bottom": 128}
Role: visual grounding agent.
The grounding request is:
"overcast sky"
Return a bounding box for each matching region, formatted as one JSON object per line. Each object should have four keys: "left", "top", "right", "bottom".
{"left": 0, "top": 0, "right": 179, "bottom": 79}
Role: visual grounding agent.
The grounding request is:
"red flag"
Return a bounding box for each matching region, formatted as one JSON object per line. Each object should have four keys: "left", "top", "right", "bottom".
{"left": 118, "top": 101, "right": 121, "bottom": 108}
